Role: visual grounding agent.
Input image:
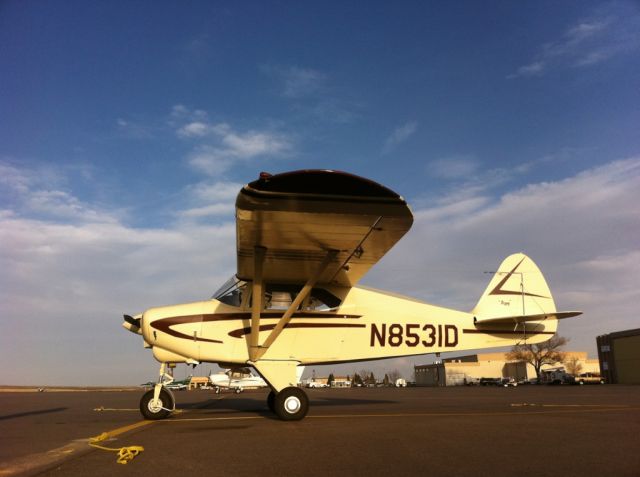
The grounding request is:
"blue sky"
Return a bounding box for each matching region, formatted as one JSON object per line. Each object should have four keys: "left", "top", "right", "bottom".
{"left": 1, "top": 1, "right": 639, "bottom": 385}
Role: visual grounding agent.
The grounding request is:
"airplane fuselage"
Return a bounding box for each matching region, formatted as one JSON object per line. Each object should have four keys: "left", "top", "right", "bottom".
{"left": 142, "top": 285, "right": 557, "bottom": 367}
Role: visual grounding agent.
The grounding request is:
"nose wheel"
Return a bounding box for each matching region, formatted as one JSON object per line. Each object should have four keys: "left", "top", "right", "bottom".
{"left": 139, "top": 362, "right": 176, "bottom": 420}
{"left": 270, "top": 387, "right": 308, "bottom": 421}
{"left": 140, "top": 388, "right": 174, "bottom": 420}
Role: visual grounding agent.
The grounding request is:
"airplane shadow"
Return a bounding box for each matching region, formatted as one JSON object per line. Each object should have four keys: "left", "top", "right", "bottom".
{"left": 176, "top": 396, "right": 397, "bottom": 420}
{"left": 0, "top": 407, "right": 67, "bottom": 421}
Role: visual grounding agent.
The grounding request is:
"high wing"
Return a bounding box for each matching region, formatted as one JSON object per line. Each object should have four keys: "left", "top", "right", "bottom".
{"left": 235, "top": 170, "right": 414, "bottom": 288}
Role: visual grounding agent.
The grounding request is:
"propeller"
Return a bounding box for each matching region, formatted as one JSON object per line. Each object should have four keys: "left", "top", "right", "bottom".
{"left": 123, "top": 314, "right": 141, "bottom": 327}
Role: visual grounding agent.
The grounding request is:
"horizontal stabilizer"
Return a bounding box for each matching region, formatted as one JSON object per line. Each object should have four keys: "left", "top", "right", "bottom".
{"left": 474, "top": 311, "right": 582, "bottom": 325}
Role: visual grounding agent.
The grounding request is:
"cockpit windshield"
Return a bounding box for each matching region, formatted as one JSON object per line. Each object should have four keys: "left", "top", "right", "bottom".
{"left": 212, "top": 276, "right": 247, "bottom": 307}
{"left": 212, "top": 276, "right": 342, "bottom": 311}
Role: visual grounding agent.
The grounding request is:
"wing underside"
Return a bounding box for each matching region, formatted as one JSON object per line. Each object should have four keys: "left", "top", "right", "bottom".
{"left": 235, "top": 170, "right": 414, "bottom": 287}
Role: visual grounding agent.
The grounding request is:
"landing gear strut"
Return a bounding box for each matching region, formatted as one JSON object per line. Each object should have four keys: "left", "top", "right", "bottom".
{"left": 139, "top": 362, "right": 175, "bottom": 420}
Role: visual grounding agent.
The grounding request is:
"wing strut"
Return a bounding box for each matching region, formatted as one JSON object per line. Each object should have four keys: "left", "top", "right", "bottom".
{"left": 251, "top": 248, "right": 338, "bottom": 361}
{"left": 249, "top": 246, "right": 266, "bottom": 361}
{"left": 330, "top": 216, "right": 382, "bottom": 283}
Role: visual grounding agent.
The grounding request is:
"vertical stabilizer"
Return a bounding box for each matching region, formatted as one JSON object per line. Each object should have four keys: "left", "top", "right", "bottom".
{"left": 472, "top": 253, "right": 557, "bottom": 321}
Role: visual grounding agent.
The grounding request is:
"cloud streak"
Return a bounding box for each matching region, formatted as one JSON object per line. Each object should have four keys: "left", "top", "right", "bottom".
{"left": 382, "top": 121, "right": 418, "bottom": 154}
{"left": 508, "top": 3, "right": 640, "bottom": 79}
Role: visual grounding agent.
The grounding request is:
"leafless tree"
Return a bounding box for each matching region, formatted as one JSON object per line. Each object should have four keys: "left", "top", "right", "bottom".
{"left": 505, "top": 335, "right": 568, "bottom": 381}
{"left": 387, "top": 369, "right": 402, "bottom": 383}
{"left": 359, "top": 369, "right": 373, "bottom": 384}
{"left": 565, "top": 356, "right": 583, "bottom": 376}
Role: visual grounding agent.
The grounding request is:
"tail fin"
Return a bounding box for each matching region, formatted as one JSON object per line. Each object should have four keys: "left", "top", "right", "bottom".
{"left": 472, "top": 253, "right": 581, "bottom": 325}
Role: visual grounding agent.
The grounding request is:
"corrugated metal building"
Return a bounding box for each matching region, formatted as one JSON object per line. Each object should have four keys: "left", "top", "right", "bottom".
{"left": 415, "top": 351, "right": 599, "bottom": 386}
{"left": 597, "top": 328, "right": 640, "bottom": 384}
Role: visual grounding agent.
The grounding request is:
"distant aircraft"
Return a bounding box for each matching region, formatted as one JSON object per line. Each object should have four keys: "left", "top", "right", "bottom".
{"left": 209, "top": 365, "right": 303, "bottom": 393}
{"left": 209, "top": 368, "right": 268, "bottom": 394}
{"left": 123, "top": 170, "right": 581, "bottom": 421}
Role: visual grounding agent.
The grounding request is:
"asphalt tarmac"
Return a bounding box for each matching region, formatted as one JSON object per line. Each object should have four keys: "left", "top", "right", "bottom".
{"left": 1, "top": 385, "right": 639, "bottom": 477}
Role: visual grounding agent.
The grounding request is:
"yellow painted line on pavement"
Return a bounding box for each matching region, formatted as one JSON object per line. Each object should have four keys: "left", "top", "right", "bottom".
{"left": 0, "top": 418, "right": 155, "bottom": 475}
{"left": 100, "top": 418, "right": 155, "bottom": 437}
{"left": 0, "top": 396, "right": 227, "bottom": 475}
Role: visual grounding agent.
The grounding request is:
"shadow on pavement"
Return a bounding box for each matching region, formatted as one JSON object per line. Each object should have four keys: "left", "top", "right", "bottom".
{"left": 0, "top": 407, "right": 68, "bottom": 421}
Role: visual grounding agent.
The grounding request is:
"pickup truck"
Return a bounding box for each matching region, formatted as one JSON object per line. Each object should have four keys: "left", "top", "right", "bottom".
{"left": 575, "top": 373, "right": 605, "bottom": 385}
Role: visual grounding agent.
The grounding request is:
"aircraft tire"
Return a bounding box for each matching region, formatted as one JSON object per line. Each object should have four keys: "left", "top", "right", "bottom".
{"left": 274, "top": 387, "right": 308, "bottom": 421}
{"left": 140, "top": 389, "right": 172, "bottom": 420}
{"left": 267, "top": 390, "right": 276, "bottom": 412}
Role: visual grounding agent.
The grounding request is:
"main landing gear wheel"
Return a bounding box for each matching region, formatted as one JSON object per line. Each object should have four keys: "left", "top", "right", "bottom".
{"left": 140, "top": 388, "right": 173, "bottom": 420}
{"left": 273, "top": 387, "right": 309, "bottom": 421}
{"left": 267, "top": 390, "right": 276, "bottom": 413}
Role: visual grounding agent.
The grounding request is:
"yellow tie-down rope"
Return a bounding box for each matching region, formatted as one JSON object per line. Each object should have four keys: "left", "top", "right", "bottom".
{"left": 88, "top": 432, "right": 144, "bottom": 464}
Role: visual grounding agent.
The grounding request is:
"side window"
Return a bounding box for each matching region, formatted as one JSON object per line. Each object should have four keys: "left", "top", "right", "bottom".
{"left": 265, "top": 291, "right": 293, "bottom": 310}
{"left": 262, "top": 285, "right": 341, "bottom": 311}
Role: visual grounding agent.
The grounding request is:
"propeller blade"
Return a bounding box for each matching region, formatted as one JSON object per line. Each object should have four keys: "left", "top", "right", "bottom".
{"left": 123, "top": 314, "right": 141, "bottom": 327}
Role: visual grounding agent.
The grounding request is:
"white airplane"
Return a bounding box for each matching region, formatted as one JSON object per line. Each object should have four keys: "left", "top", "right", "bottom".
{"left": 209, "top": 368, "right": 268, "bottom": 394}
{"left": 123, "top": 170, "right": 581, "bottom": 421}
{"left": 209, "top": 365, "right": 303, "bottom": 393}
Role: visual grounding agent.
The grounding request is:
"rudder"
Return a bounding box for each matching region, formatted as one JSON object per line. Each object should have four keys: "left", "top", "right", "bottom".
{"left": 472, "top": 253, "right": 557, "bottom": 321}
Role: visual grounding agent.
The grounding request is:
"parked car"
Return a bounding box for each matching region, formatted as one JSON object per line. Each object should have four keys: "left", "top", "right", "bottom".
{"left": 575, "top": 373, "right": 605, "bottom": 385}
{"left": 500, "top": 378, "right": 518, "bottom": 387}
{"left": 479, "top": 377, "right": 502, "bottom": 386}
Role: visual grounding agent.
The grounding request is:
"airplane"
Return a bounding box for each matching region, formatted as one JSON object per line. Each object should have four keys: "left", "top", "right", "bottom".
{"left": 123, "top": 169, "right": 581, "bottom": 421}
{"left": 209, "top": 367, "right": 268, "bottom": 394}
{"left": 209, "top": 365, "right": 303, "bottom": 393}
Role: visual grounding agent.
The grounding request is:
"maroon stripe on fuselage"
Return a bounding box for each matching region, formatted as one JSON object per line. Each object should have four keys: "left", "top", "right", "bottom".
{"left": 150, "top": 315, "right": 222, "bottom": 344}
{"left": 229, "top": 323, "right": 366, "bottom": 338}
{"left": 462, "top": 328, "right": 555, "bottom": 336}
{"left": 150, "top": 312, "right": 362, "bottom": 344}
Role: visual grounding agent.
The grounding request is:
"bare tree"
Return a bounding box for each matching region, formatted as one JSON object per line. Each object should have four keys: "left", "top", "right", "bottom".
{"left": 505, "top": 336, "right": 568, "bottom": 381}
{"left": 387, "top": 369, "right": 401, "bottom": 383}
{"left": 565, "top": 356, "right": 583, "bottom": 376}
{"left": 359, "top": 369, "right": 374, "bottom": 385}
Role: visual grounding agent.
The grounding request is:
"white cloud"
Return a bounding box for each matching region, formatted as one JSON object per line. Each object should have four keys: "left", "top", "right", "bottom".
{"left": 508, "top": 61, "right": 545, "bottom": 79}
{"left": 0, "top": 214, "right": 236, "bottom": 386}
{"left": 283, "top": 67, "right": 325, "bottom": 98}
{"left": 172, "top": 106, "right": 293, "bottom": 176}
{"left": 0, "top": 161, "right": 238, "bottom": 385}
{"left": 116, "top": 117, "right": 154, "bottom": 139}
{"left": 428, "top": 154, "right": 479, "bottom": 180}
{"left": 177, "top": 121, "right": 211, "bottom": 138}
{"left": 178, "top": 181, "right": 242, "bottom": 219}
{"left": 0, "top": 160, "right": 117, "bottom": 224}
{"left": 382, "top": 121, "right": 418, "bottom": 153}
{"left": 507, "top": 5, "right": 640, "bottom": 79}
{"left": 26, "top": 189, "right": 117, "bottom": 223}
{"left": 262, "top": 65, "right": 326, "bottom": 99}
